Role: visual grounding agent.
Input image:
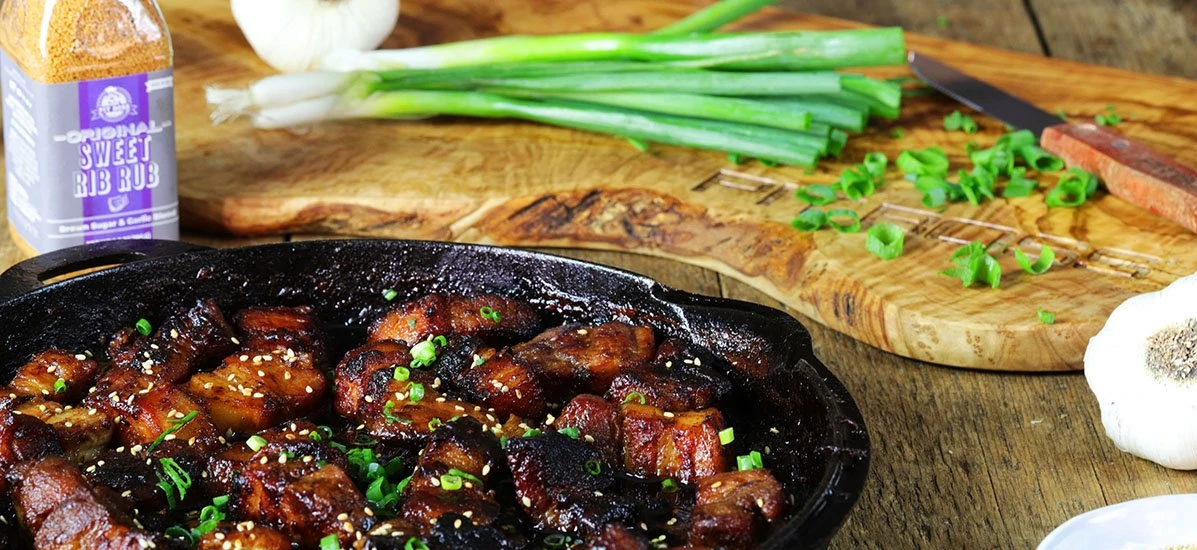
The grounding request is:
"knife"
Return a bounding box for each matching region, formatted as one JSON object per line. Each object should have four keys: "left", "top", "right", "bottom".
{"left": 908, "top": 51, "right": 1197, "bottom": 233}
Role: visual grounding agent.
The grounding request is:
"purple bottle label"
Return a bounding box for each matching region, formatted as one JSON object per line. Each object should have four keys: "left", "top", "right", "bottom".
{"left": 2, "top": 51, "right": 178, "bottom": 252}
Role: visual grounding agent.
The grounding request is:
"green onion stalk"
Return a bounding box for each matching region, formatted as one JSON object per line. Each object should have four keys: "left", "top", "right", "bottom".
{"left": 654, "top": 0, "right": 781, "bottom": 34}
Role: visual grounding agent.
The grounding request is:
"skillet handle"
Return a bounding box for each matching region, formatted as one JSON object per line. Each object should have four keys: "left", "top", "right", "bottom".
{"left": 0, "top": 239, "right": 212, "bottom": 302}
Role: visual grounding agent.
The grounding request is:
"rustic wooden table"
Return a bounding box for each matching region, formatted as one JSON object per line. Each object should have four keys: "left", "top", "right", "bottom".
{"left": 1, "top": 1, "right": 1194, "bottom": 548}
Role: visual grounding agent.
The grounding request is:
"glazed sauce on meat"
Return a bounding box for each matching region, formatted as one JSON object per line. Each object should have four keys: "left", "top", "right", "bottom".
{"left": 0, "top": 294, "right": 785, "bottom": 549}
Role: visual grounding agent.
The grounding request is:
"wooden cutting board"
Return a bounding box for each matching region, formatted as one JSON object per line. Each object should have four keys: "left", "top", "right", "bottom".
{"left": 164, "top": 0, "right": 1197, "bottom": 371}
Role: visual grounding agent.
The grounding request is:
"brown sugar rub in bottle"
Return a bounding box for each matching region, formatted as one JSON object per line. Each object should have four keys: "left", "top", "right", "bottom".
{"left": 1, "top": 0, "right": 178, "bottom": 255}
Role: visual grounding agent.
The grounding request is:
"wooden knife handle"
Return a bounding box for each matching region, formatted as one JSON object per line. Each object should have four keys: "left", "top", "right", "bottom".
{"left": 1040, "top": 122, "right": 1197, "bottom": 233}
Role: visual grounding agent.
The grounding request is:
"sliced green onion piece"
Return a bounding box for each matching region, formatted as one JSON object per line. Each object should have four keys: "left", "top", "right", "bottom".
{"left": 382, "top": 288, "right": 399, "bottom": 301}
{"left": 433, "top": 335, "right": 448, "bottom": 347}
{"left": 383, "top": 400, "right": 403, "bottom": 424}
{"left": 246, "top": 435, "right": 268, "bottom": 452}
{"left": 409, "top": 383, "right": 425, "bottom": 403}
{"left": 736, "top": 450, "right": 764, "bottom": 471}
{"left": 320, "top": 534, "right": 341, "bottom": 550}
{"left": 866, "top": 223, "right": 905, "bottom": 260}
{"left": 969, "top": 146, "right": 1015, "bottom": 176}
{"left": 135, "top": 318, "right": 152, "bottom": 336}
{"left": 54, "top": 378, "right": 66, "bottom": 393}
{"left": 480, "top": 306, "right": 501, "bottom": 323}
{"left": 164, "top": 526, "right": 195, "bottom": 545}
{"left": 838, "top": 166, "right": 875, "bottom": 200}
{"left": 795, "top": 184, "right": 836, "bottom": 206}
{"left": 623, "top": 392, "right": 647, "bottom": 405}
{"left": 718, "top": 427, "right": 735, "bottom": 445}
{"left": 428, "top": 417, "right": 442, "bottom": 431}
{"left": 943, "top": 110, "right": 978, "bottom": 134}
{"left": 404, "top": 537, "right": 429, "bottom": 550}
{"left": 1046, "top": 168, "right": 1099, "bottom": 208}
{"left": 544, "top": 533, "right": 571, "bottom": 548}
{"left": 156, "top": 457, "right": 192, "bottom": 509}
{"left": 826, "top": 209, "right": 862, "bottom": 233}
{"left": 147, "top": 410, "right": 199, "bottom": 453}
{"left": 471, "top": 354, "right": 486, "bottom": 367}
{"left": 1002, "top": 168, "right": 1039, "bottom": 198}
{"left": 896, "top": 146, "right": 949, "bottom": 177}
{"left": 790, "top": 209, "right": 827, "bottom": 232}
{"left": 862, "top": 151, "right": 888, "bottom": 179}
{"left": 447, "top": 468, "right": 482, "bottom": 484}
{"left": 524, "top": 428, "right": 543, "bottom": 438}
{"left": 654, "top": 0, "right": 781, "bottom": 34}
{"left": 661, "top": 478, "right": 679, "bottom": 493}
{"left": 1014, "top": 245, "right": 1055, "bottom": 275}
{"left": 940, "top": 242, "right": 1002, "bottom": 289}
{"left": 1016, "top": 145, "right": 1063, "bottom": 172}
{"left": 584, "top": 459, "right": 602, "bottom": 476}
{"left": 393, "top": 365, "right": 411, "bottom": 381}
{"left": 440, "top": 473, "right": 463, "bottom": 491}
{"left": 559, "top": 427, "right": 581, "bottom": 439}
{"left": 914, "top": 175, "right": 954, "bottom": 208}
{"left": 1038, "top": 308, "right": 1056, "bottom": 325}
{"left": 410, "top": 340, "right": 438, "bottom": 368}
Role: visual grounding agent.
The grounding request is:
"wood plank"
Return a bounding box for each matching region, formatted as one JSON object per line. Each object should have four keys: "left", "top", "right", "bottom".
{"left": 1029, "top": 0, "right": 1197, "bottom": 79}
{"left": 719, "top": 274, "right": 1197, "bottom": 549}
{"left": 777, "top": 0, "right": 1044, "bottom": 54}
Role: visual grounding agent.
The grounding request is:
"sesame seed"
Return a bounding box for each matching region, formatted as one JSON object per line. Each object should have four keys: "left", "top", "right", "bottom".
{"left": 231, "top": 337, "right": 240, "bottom": 344}
{"left": 337, "top": 513, "right": 349, "bottom": 521}
{"left": 521, "top": 496, "right": 532, "bottom": 507}
{"left": 576, "top": 329, "right": 588, "bottom": 335}
{"left": 594, "top": 491, "right": 603, "bottom": 496}
{"left": 305, "top": 386, "right": 313, "bottom": 394}
{"left": 769, "top": 427, "right": 780, "bottom": 434}
{"left": 74, "top": 354, "right": 87, "bottom": 361}
{"left": 170, "top": 329, "right": 179, "bottom": 339}
{"left": 239, "top": 355, "right": 249, "bottom": 362}
{"left": 712, "top": 481, "right": 723, "bottom": 488}
{"left": 252, "top": 392, "right": 265, "bottom": 399}
{"left": 663, "top": 412, "right": 675, "bottom": 418}
{"left": 482, "top": 464, "right": 491, "bottom": 476}
{"left": 454, "top": 519, "right": 462, "bottom": 528}
{"left": 284, "top": 371, "right": 292, "bottom": 380}
{"left": 365, "top": 395, "right": 374, "bottom": 403}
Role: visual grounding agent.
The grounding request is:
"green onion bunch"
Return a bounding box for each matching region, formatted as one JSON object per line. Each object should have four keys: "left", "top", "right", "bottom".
{"left": 208, "top": 0, "right": 907, "bottom": 168}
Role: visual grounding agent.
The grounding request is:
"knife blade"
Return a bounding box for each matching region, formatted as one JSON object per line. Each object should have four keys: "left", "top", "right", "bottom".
{"left": 908, "top": 51, "right": 1197, "bottom": 234}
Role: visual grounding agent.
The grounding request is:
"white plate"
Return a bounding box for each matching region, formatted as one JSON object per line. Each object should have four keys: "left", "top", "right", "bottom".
{"left": 1039, "top": 494, "right": 1197, "bottom": 550}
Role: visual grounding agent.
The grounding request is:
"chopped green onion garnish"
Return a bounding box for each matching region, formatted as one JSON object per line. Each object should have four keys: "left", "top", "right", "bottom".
{"left": 790, "top": 209, "right": 827, "bottom": 232}
{"left": 384, "top": 400, "right": 403, "bottom": 424}
{"left": 890, "top": 128, "right": 905, "bottom": 139}
{"left": 246, "top": 435, "right": 268, "bottom": 452}
{"left": 1038, "top": 308, "right": 1056, "bottom": 325}
{"left": 718, "top": 427, "right": 735, "bottom": 445}
{"left": 148, "top": 410, "right": 199, "bottom": 453}
{"left": 736, "top": 450, "right": 764, "bottom": 471}
{"left": 936, "top": 15, "right": 949, "bottom": 28}
{"left": 1016, "top": 145, "right": 1063, "bottom": 172}
{"left": 826, "top": 209, "right": 862, "bottom": 233}
{"left": 1014, "top": 245, "right": 1055, "bottom": 275}
{"left": 382, "top": 289, "right": 399, "bottom": 301}
{"left": 440, "top": 473, "right": 464, "bottom": 491}
{"left": 1095, "top": 111, "right": 1122, "bottom": 126}
{"left": 1002, "top": 168, "right": 1039, "bottom": 198}
{"left": 410, "top": 340, "right": 439, "bottom": 368}
{"left": 480, "top": 306, "right": 501, "bottom": 323}
{"left": 155, "top": 458, "right": 192, "bottom": 509}
{"left": 135, "top": 318, "right": 152, "bottom": 336}
{"left": 409, "top": 383, "right": 425, "bottom": 403}
{"left": 1056, "top": 110, "right": 1068, "bottom": 120}
{"left": 838, "top": 165, "right": 876, "bottom": 200}
{"left": 661, "top": 478, "right": 679, "bottom": 493}
{"left": 447, "top": 468, "right": 483, "bottom": 484}
{"left": 863, "top": 151, "right": 888, "bottom": 177}
{"left": 53, "top": 378, "right": 66, "bottom": 393}
{"left": 544, "top": 533, "right": 571, "bottom": 548}
{"left": 914, "top": 175, "right": 955, "bottom": 208}
{"left": 393, "top": 366, "right": 411, "bottom": 381}
{"left": 943, "top": 110, "right": 978, "bottom": 134}
{"left": 405, "top": 537, "right": 429, "bottom": 550}
{"left": 940, "top": 242, "right": 1001, "bottom": 289}
{"left": 428, "top": 417, "right": 442, "bottom": 431}
{"left": 472, "top": 354, "right": 486, "bottom": 367}
{"left": 623, "top": 392, "right": 647, "bottom": 405}
{"left": 584, "top": 459, "right": 602, "bottom": 476}
{"left": 320, "top": 534, "right": 341, "bottom": 550}
{"left": 164, "top": 526, "right": 195, "bottom": 545}
{"left": 896, "top": 146, "right": 949, "bottom": 177}
{"left": 523, "top": 428, "right": 543, "bottom": 438}
{"left": 559, "top": 427, "right": 581, "bottom": 439}
{"left": 866, "top": 223, "right": 905, "bottom": 260}
{"left": 795, "top": 184, "right": 837, "bottom": 206}
{"left": 1046, "top": 168, "right": 1098, "bottom": 208}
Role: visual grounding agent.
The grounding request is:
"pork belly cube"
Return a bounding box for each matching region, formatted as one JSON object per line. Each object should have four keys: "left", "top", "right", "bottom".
{"left": 9, "top": 457, "right": 166, "bottom": 549}
{"left": 89, "top": 367, "right": 219, "bottom": 448}
{"left": 556, "top": 394, "right": 622, "bottom": 465}
{"left": 368, "top": 293, "right": 541, "bottom": 345}
{"left": 44, "top": 405, "right": 115, "bottom": 463}
{"left": 689, "top": 469, "right": 785, "bottom": 549}
{"left": 335, "top": 340, "right": 412, "bottom": 418}
{"left": 235, "top": 305, "right": 328, "bottom": 364}
{"left": 6, "top": 349, "right": 98, "bottom": 401}
{"left": 279, "top": 464, "right": 373, "bottom": 546}
{"left": 4, "top": 394, "right": 63, "bottom": 421}
{"left": 402, "top": 486, "right": 502, "bottom": 531}
{"left": 359, "top": 367, "right": 494, "bottom": 444}
{"left": 510, "top": 322, "right": 656, "bottom": 399}
{"left": 216, "top": 423, "right": 348, "bottom": 512}
{"left": 417, "top": 417, "right": 504, "bottom": 483}
{"left": 353, "top": 518, "right": 424, "bottom": 549}
{"left": 427, "top": 513, "right": 524, "bottom": 550}
{"left": 187, "top": 349, "right": 328, "bottom": 436}
{"left": 582, "top": 524, "right": 650, "bottom": 550}
{"left": 453, "top": 351, "right": 547, "bottom": 420}
{"left": 83, "top": 450, "right": 173, "bottom": 512}
{"left": 621, "top": 404, "right": 728, "bottom": 483}
{"left": 199, "top": 524, "right": 294, "bottom": 550}
{"left": 604, "top": 343, "right": 731, "bottom": 412}
{"left": 108, "top": 299, "right": 239, "bottom": 384}
{"left": 0, "top": 410, "right": 61, "bottom": 493}
{"left": 505, "top": 431, "right": 634, "bottom": 535}
{"left": 401, "top": 418, "right": 504, "bottom": 528}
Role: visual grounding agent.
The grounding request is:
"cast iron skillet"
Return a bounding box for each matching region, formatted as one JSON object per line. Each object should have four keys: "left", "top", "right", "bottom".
{"left": 0, "top": 239, "right": 869, "bottom": 550}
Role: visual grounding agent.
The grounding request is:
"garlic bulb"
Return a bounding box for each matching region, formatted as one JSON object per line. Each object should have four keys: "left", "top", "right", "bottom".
{"left": 1085, "top": 272, "right": 1197, "bottom": 469}
{"left": 231, "top": 0, "right": 401, "bottom": 73}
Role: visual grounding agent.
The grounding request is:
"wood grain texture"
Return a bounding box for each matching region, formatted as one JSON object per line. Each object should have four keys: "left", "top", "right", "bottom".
{"left": 151, "top": 0, "right": 1197, "bottom": 372}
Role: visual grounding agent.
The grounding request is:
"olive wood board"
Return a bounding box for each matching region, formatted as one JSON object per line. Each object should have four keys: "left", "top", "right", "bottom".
{"left": 41, "top": 0, "right": 1197, "bottom": 370}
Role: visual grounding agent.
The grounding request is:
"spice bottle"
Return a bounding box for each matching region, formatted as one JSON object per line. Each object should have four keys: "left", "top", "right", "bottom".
{"left": 0, "top": 0, "right": 178, "bottom": 254}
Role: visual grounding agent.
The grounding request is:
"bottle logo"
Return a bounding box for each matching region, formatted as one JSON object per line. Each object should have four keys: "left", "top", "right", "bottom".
{"left": 107, "top": 194, "right": 129, "bottom": 213}
{"left": 92, "top": 86, "right": 137, "bottom": 124}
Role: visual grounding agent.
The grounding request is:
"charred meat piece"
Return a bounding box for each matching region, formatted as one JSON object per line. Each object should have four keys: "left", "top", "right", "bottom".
{"left": 605, "top": 339, "right": 731, "bottom": 412}
{"left": 583, "top": 524, "right": 650, "bottom": 550}
{"left": 621, "top": 404, "right": 728, "bottom": 483}
{"left": 0, "top": 410, "right": 61, "bottom": 493}
{"left": 427, "top": 513, "right": 523, "bottom": 550}
{"left": 556, "top": 394, "right": 622, "bottom": 466}
{"left": 509, "top": 322, "right": 656, "bottom": 400}
{"left": 357, "top": 367, "right": 494, "bottom": 444}
{"left": 689, "top": 469, "right": 785, "bottom": 549}
{"left": 439, "top": 339, "right": 547, "bottom": 420}
{"left": 217, "top": 423, "right": 348, "bottom": 517}
{"left": 6, "top": 348, "right": 99, "bottom": 401}
{"left": 44, "top": 405, "right": 115, "bottom": 463}
{"left": 279, "top": 464, "right": 373, "bottom": 546}
{"left": 9, "top": 457, "right": 166, "bottom": 549}
{"left": 369, "top": 293, "right": 541, "bottom": 346}
{"left": 335, "top": 340, "right": 412, "bottom": 418}
{"left": 87, "top": 367, "right": 220, "bottom": 448}
{"left": 352, "top": 518, "right": 424, "bottom": 549}
{"left": 199, "top": 524, "right": 294, "bottom": 550}
{"left": 5, "top": 394, "right": 64, "bottom": 421}
{"left": 108, "top": 299, "right": 239, "bottom": 384}
{"left": 234, "top": 305, "right": 329, "bottom": 365}
{"left": 401, "top": 418, "right": 503, "bottom": 529}
{"left": 187, "top": 348, "right": 328, "bottom": 436}
{"left": 84, "top": 450, "right": 175, "bottom": 512}
{"left": 505, "top": 431, "right": 634, "bottom": 536}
